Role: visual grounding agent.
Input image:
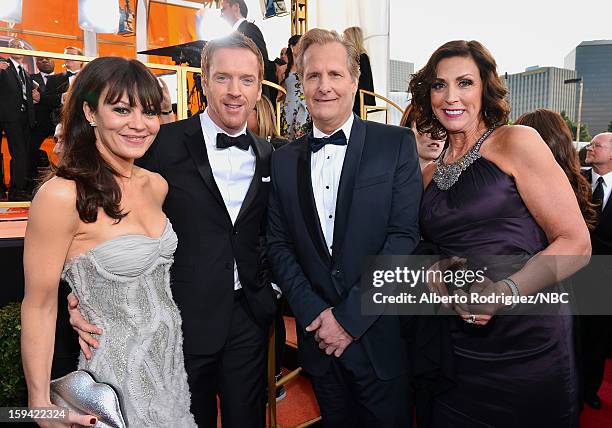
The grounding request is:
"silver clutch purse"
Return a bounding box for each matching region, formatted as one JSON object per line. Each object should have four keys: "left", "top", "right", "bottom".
{"left": 50, "top": 370, "right": 127, "bottom": 428}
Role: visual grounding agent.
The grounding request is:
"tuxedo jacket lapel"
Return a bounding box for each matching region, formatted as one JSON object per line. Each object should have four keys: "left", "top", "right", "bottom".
{"left": 182, "top": 115, "right": 230, "bottom": 221}
{"left": 331, "top": 116, "right": 366, "bottom": 264}
{"left": 8, "top": 62, "right": 23, "bottom": 88}
{"left": 297, "top": 137, "right": 331, "bottom": 265}
{"left": 236, "top": 131, "right": 269, "bottom": 224}
{"left": 603, "top": 192, "right": 612, "bottom": 218}
{"left": 585, "top": 169, "right": 612, "bottom": 217}
{"left": 33, "top": 73, "right": 46, "bottom": 92}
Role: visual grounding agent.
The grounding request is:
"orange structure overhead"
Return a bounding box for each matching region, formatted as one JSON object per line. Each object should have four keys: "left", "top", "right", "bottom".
{"left": 1, "top": 0, "right": 200, "bottom": 64}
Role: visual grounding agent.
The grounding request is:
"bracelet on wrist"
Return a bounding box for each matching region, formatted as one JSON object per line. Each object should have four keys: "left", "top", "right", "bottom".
{"left": 501, "top": 278, "right": 520, "bottom": 309}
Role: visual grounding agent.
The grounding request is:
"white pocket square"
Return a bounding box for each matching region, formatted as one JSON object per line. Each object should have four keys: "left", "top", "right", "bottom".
{"left": 262, "top": 176, "right": 271, "bottom": 182}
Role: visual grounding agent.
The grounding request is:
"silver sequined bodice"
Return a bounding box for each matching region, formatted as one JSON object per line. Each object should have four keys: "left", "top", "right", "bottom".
{"left": 62, "top": 220, "right": 196, "bottom": 427}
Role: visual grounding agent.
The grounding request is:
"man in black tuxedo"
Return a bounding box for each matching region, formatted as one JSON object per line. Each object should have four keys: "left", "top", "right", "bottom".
{"left": 69, "top": 33, "right": 276, "bottom": 428}
{"left": 29, "top": 56, "right": 55, "bottom": 181}
{"left": 221, "top": 0, "right": 277, "bottom": 102}
{"left": 43, "top": 46, "right": 83, "bottom": 126}
{"left": 267, "top": 29, "right": 421, "bottom": 427}
{"left": 0, "top": 38, "right": 38, "bottom": 200}
{"left": 580, "top": 132, "right": 612, "bottom": 409}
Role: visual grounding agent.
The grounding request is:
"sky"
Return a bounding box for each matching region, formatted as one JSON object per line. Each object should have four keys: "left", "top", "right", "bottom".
{"left": 389, "top": 0, "right": 612, "bottom": 75}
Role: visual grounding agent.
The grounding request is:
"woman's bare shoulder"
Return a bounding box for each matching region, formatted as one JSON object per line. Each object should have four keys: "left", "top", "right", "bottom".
{"left": 29, "top": 177, "right": 80, "bottom": 230}
{"left": 482, "top": 125, "right": 552, "bottom": 174}
{"left": 488, "top": 125, "right": 546, "bottom": 155}
{"left": 33, "top": 177, "right": 77, "bottom": 209}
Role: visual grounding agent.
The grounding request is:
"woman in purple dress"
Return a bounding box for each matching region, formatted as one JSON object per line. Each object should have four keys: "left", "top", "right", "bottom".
{"left": 409, "top": 40, "right": 591, "bottom": 427}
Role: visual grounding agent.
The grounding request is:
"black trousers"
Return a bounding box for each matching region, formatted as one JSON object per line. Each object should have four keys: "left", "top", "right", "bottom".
{"left": 184, "top": 293, "right": 267, "bottom": 428}
{"left": 0, "top": 112, "right": 31, "bottom": 191}
{"left": 580, "top": 315, "right": 612, "bottom": 397}
{"left": 309, "top": 344, "right": 412, "bottom": 428}
{"left": 28, "top": 123, "right": 53, "bottom": 180}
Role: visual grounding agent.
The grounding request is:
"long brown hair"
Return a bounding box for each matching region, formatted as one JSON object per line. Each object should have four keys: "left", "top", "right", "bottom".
{"left": 49, "top": 56, "right": 163, "bottom": 223}
{"left": 515, "top": 109, "right": 598, "bottom": 230}
{"left": 409, "top": 40, "right": 510, "bottom": 140}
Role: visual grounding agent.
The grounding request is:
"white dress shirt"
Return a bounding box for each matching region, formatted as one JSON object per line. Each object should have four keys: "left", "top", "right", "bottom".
{"left": 39, "top": 71, "right": 53, "bottom": 85}
{"left": 591, "top": 170, "right": 612, "bottom": 210}
{"left": 9, "top": 58, "right": 26, "bottom": 101}
{"left": 311, "top": 114, "right": 354, "bottom": 254}
{"left": 8, "top": 57, "right": 24, "bottom": 78}
{"left": 200, "top": 109, "right": 255, "bottom": 290}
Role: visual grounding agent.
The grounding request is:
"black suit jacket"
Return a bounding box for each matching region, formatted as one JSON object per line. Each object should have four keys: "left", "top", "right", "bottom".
{"left": 137, "top": 115, "right": 277, "bottom": 355}
{"left": 43, "top": 71, "right": 72, "bottom": 125}
{"left": 584, "top": 169, "right": 612, "bottom": 254}
{"left": 236, "top": 20, "right": 277, "bottom": 99}
{"left": 31, "top": 72, "right": 47, "bottom": 92}
{"left": 31, "top": 73, "right": 54, "bottom": 136}
{"left": 0, "top": 59, "right": 35, "bottom": 126}
{"left": 237, "top": 20, "right": 269, "bottom": 62}
{"left": 267, "top": 116, "right": 422, "bottom": 379}
{"left": 352, "top": 53, "right": 375, "bottom": 116}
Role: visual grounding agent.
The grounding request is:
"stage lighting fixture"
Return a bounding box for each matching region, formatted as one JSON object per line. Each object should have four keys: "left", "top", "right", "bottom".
{"left": 0, "top": 0, "right": 23, "bottom": 23}
{"left": 78, "top": 0, "right": 120, "bottom": 33}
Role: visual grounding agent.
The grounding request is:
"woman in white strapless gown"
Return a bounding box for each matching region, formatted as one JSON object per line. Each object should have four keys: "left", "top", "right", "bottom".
{"left": 21, "top": 57, "right": 196, "bottom": 428}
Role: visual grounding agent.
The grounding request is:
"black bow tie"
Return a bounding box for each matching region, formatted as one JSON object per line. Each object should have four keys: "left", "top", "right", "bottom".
{"left": 309, "top": 130, "right": 347, "bottom": 153}
{"left": 66, "top": 71, "right": 76, "bottom": 77}
{"left": 216, "top": 132, "right": 251, "bottom": 151}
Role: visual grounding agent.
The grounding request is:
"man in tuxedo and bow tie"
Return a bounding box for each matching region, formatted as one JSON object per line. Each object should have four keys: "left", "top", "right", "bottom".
{"left": 580, "top": 132, "right": 612, "bottom": 409}
{"left": 0, "top": 38, "right": 38, "bottom": 200}
{"left": 43, "top": 46, "right": 83, "bottom": 126}
{"left": 69, "top": 33, "right": 276, "bottom": 428}
{"left": 267, "top": 28, "right": 421, "bottom": 426}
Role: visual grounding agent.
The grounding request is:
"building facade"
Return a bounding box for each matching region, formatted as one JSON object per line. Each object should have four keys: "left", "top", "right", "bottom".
{"left": 505, "top": 66, "right": 578, "bottom": 122}
{"left": 565, "top": 40, "right": 612, "bottom": 136}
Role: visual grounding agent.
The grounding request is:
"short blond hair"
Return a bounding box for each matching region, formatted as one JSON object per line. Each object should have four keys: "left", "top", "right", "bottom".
{"left": 295, "top": 28, "right": 360, "bottom": 82}
{"left": 200, "top": 32, "right": 263, "bottom": 82}
{"left": 343, "top": 26, "right": 366, "bottom": 55}
{"left": 254, "top": 95, "right": 279, "bottom": 139}
{"left": 64, "top": 46, "right": 83, "bottom": 55}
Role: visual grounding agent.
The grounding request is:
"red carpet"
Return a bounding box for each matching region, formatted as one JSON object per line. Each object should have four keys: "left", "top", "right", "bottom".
{"left": 273, "top": 357, "right": 612, "bottom": 427}
{"left": 581, "top": 359, "right": 612, "bottom": 427}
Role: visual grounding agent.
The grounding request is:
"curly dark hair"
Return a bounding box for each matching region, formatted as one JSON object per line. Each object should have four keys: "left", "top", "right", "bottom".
{"left": 48, "top": 56, "right": 163, "bottom": 223}
{"left": 515, "top": 109, "right": 598, "bottom": 231}
{"left": 408, "top": 40, "right": 510, "bottom": 140}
